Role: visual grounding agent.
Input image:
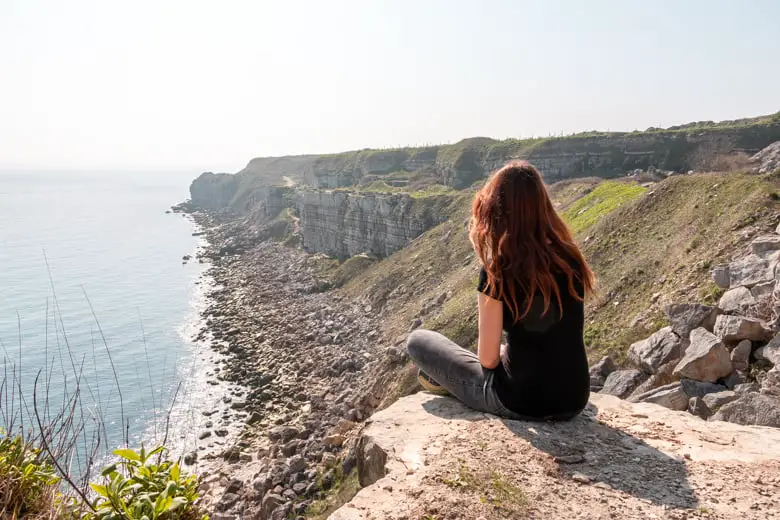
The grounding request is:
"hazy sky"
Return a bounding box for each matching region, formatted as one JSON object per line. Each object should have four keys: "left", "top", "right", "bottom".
{"left": 2, "top": 1, "right": 778, "bottom": 172}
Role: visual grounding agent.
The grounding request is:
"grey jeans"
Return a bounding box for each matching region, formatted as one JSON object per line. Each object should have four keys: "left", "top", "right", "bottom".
{"left": 406, "top": 329, "right": 524, "bottom": 419}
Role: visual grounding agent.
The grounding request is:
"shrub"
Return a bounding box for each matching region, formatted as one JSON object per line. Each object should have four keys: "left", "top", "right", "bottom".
{"left": 0, "top": 432, "right": 61, "bottom": 519}
{"left": 86, "top": 446, "right": 205, "bottom": 520}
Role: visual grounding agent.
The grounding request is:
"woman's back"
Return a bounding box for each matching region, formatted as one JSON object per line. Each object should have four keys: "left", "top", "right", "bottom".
{"left": 479, "top": 267, "right": 590, "bottom": 418}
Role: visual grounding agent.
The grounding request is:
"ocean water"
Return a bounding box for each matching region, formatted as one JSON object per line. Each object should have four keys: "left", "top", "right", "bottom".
{"left": 0, "top": 170, "right": 215, "bottom": 466}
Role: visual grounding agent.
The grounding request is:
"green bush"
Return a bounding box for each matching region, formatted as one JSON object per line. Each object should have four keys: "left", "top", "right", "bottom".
{"left": 0, "top": 433, "right": 61, "bottom": 519}
{"left": 86, "top": 446, "right": 205, "bottom": 520}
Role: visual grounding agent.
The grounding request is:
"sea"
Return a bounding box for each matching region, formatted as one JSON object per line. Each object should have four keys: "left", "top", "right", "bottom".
{"left": 0, "top": 170, "right": 220, "bottom": 471}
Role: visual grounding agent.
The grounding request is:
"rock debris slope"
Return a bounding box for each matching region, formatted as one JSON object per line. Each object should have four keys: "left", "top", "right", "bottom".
{"left": 332, "top": 392, "right": 780, "bottom": 520}
{"left": 595, "top": 225, "right": 780, "bottom": 426}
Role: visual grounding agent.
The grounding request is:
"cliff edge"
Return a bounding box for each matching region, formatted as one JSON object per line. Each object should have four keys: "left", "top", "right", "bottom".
{"left": 332, "top": 392, "right": 780, "bottom": 519}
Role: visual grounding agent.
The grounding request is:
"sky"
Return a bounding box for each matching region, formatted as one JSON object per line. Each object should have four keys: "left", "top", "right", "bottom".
{"left": 1, "top": 0, "right": 778, "bottom": 172}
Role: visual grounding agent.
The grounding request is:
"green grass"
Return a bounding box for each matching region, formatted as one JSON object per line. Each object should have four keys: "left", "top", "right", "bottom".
{"left": 442, "top": 463, "right": 528, "bottom": 517}
{"left": 305, "top": 468, "right": 360, "bottom": 519}
{"left": 562, "top": 181, "right": 648, "bottom": 234}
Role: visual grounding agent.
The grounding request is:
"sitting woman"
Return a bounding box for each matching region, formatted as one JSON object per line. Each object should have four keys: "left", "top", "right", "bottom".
{"left": 407, "top": 161, "right": 595, "bottom": 420}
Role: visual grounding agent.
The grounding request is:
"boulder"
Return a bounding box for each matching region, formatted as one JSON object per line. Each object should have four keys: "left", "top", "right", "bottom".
{"left": 727, "top": 255, "right": 774, "bottom": 289}
{"left": 588, "top": 356, "right": 615, "bottom": 378}
{"left": 711, "top": 265, "right": 730, "bottom": 289}
{"left": 679, "top": 379, "right": 726, "bottom": 397}
{"left": 755, "top": 335, "right": 780, "bottom": 365}
{"left": 701, "top": 391, "right": 739, "bottom": 412}
{"left": 688, "top": 397, "right": 712, "bottom": 419}
{"left": 750, "top": 281, "right": 776, "bottom": 300}
{"left": 724, "top": 370, "right": 747, "bottom": 389}
{"left": 261, "top": 493, "right": 285, "bottom": 520}
{"left": 717, "top": 287, "right": 756, "bottom": 314}
{"left": 673, "top": 328, "right": 732, "bottom": 383}
{"left": 713, "top": 315, "right": 773, "bottom": 343}
{"left": 710, "top": 393, "right": 780, "bottom": 427}
{"left": 664, "top": 304, "right": 717, "bottom": 338}
{"left": 761, "top": 366, "right": 780, "bottom": 397}
{"left": 600, "top": 370, "right": 648, "bottom": 399}
{"left": 356, "top": 435, "right": 387, "bottom": 487}
{"left": 730, "top": 340, "right": 752, "bottom": 372}
{"left": 751, "top": 235, "right": 780, "bottom": 255}
{"left": 627, "top": 327, "right": 682, "bottom": 374}
{"left": 735, "top": 382, "right": 760, "bottom": 394}
{"left": 627, "top": 363, "right": 677, "bottom": 399}
{"left": 630, "top": 382, "right": 688, "bottom": 411}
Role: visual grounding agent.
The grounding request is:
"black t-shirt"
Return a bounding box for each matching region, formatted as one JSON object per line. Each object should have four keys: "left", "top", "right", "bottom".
{"left": 477, "top": 266, "right": 590, "bottom": 418}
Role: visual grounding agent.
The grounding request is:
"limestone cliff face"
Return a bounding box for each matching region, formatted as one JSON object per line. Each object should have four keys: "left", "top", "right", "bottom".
{"left": 189, "top": 114, "right": 780, "bottom": 209}
{"left": 294, "top": 191, "right": 448, "bottom": 259}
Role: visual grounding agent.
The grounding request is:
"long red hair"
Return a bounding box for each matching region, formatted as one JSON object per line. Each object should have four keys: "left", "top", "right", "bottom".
{"left": 469, "top": 161, "right": 595, "bottom": 321}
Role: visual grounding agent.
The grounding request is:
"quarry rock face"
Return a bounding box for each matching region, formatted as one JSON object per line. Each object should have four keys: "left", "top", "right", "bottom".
{"left": 330, "top": 392, "right": 780, "bottom": 520}
{"left": 294, "top": 190, "right": 448, "bottom": 259}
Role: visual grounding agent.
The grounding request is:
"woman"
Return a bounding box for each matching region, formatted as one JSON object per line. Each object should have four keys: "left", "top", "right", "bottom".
{"left": 407, "top": 161, "right": 595, "bottom": 420}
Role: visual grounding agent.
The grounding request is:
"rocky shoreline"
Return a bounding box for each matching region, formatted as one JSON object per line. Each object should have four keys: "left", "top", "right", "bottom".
{"left": 177, "top": 208, "right": 395, "bottom": 520}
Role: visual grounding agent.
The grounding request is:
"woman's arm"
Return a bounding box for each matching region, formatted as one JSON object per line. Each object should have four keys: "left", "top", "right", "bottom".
{"left": 477, "top": 292, "right": 503, "bottom": 369}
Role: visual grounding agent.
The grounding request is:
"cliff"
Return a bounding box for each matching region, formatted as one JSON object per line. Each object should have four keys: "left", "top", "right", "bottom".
{"left": 331, "top": 392, "right": 780, "bottom": 519}
{"left": 188, "top": 112, "right": 780, "bottom": 214}
{"left": 294, "top": 191, "right": 451, "bottom": 259}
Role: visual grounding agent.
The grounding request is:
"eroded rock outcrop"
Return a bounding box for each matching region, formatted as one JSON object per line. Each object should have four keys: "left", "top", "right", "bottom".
{"left": 331, "top": 392, "right": 780, "bottom": 519}
{"left": 295, "top": 190, "right": 450, "bottom": 259}
{"left": 602, "top": 226, "right": 780, "bottom": 427}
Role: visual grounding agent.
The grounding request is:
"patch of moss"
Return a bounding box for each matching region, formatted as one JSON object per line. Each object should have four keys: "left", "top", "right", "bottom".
{"left": 562, "top": 181, "right": 648, "bottom": 234}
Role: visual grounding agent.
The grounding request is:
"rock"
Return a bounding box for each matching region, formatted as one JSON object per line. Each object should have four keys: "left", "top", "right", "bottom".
{"left": 327, "top": 392, "right": 780, "bottom": 520}
{"left": 626, "top": 362, "right": 677, "bottom": 398}
{"left": 286, "top": 455, "right": 307, "bottom": 475}
{"left": 755, "top": 335, "right": 780, "bottom": 365}
{"left": 292, "top": 482, "right": 308, "bottom": 496}
{"left": 751, "top": 235, "right": 780, "bottom": 255}
{"left": 631, "top": 379, "right": 724, "bottom": 411}
{"left": 664, "top": 303, "right": 717, "bottom": 338}
{"left": 600, "top": 370, "right": 648, "bottom": 399}
{"left": 183, "top": 451, "right": 197, "bottom": 465}
{"left": 216, "top": 493, "right": 240, "bottom": 512}
{"left": 761, "top": 366, "right": 780, "bottom": 397}
{"left": 630, "top": 382, "right": 689, "bottom": 411}
{"left": 702, "top": 391, "right": 739, "bottom": 412}
{"left": 728, "top": 340, "right": 752, "bottom": 372}
{"left": 723, "top": 370, "right": 747, "bottom": 389}
{"left": 714, "top": 315, "right": 772, "bottom": 343}
{"left": 588, "top": 356, "right": 615, "bottom": 378}
{"left": 711, "top": 393, "right": 780, "bottom": 427}
{"left": 727, "top": 255, "right": 775, "bottom": 288}
{"left": 224, "top": 479, "right": 243, "bottom": 494}
{"left": 261, "top": 493, "right": 285, "bottom": 520}
{"left": 673, "top": 328, "right": 732, "bottom": 382}
{"left": 688, "top": 397, "right": 712, "bottom": 419}
{"left": 735, "top": 382, "right": 760, "bottom": 394}
{"left": 269, "top": 504, "right": 291, "bottom": 520}
{"left": 711, "top": 265, "right": 730, "bottom": 289}
{"left": 281, "top": 440, "right": 299, "bottom": 456}
{"left": 718, "top": 287, "right": 756, "bottom": 314}
{"left": 199, "top": 431, "right": 212, "bottom": 440}
{"left": 679, "top": 379, "right": 726, "bottom": 397}
{"left": 409, "top": 318, "right": 422, "bottom": 331}
{"left": 269, "top": 426, "right": 300, "bottom": 443}
{"left": 750, "top": 280, "right": 775, "bottom": 299}
{"left": 627, "top": 327, "right": 682, "bottom": 374}
{"left": 323, "top": 434, "right": 345, "bottom": 447}
{"left": 356, "top": 435, "right": 388, "bottom": 487}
